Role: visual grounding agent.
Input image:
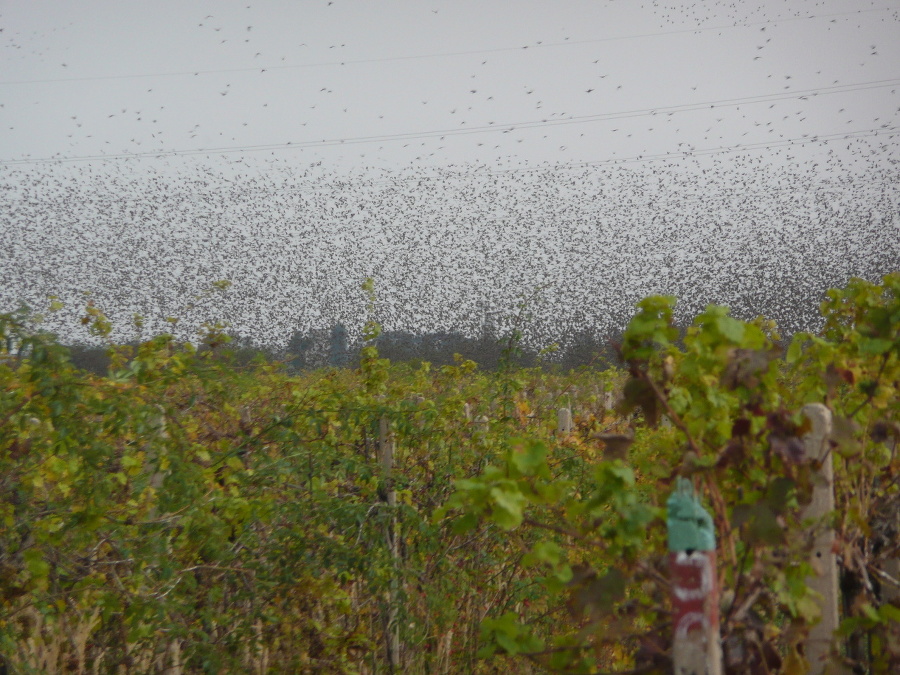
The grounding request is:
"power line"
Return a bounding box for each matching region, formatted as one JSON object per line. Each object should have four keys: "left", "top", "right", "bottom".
{"left": 0, "top": 6, "right": 892, "bottom": 87}
{"left": 3, "top": 127, "right": 896, "bottom": 175}
{"left": 545, "top": 127, "right": 900, "bottom": 171}
{"left": 2, "top": 77, "right": 897, "bottom": 166}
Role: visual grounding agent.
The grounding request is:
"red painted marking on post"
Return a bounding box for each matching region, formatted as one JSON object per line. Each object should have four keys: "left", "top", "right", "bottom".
{"left": 670, "top": 551, "right": 718, "bottom": 632}
{"left": 670, "top": 550, "right": 721, "bottom": 673}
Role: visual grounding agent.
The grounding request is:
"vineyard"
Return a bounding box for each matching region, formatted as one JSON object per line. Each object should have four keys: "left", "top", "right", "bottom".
{"left": 0, "top": 274, "right": 898, "bottom": 674}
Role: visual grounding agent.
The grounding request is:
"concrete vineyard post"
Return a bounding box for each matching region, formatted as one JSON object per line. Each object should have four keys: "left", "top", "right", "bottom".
{"left": 413, "top": 394, "right": 425, "bottom": 430}
{"left": 884, "top": 558, "right": 900, "bottom": 605}
{"left": 667, "top": 477, "right": 722, "bottom": 675}
{"left": 800, "top": 403, "right": 846, "bottom": 674}
{"left": 475, "top": 414, "right": 489, "bottom": 436}
{"left": 557, "top": 407, "right": 573, "bottom": 434}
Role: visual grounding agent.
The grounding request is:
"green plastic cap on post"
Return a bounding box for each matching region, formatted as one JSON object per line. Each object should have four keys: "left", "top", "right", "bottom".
{"left": 667, "top": 477, "right": 716, "bottom": 552}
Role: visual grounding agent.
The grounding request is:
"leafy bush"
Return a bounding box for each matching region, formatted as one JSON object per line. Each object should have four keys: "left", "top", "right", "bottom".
{"left": 0, "top": 274, "right": 897, "bottom": 673}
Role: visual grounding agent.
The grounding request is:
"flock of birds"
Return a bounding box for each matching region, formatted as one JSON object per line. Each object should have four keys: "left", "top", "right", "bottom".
{"left": 1, "top": 140, "right": 897, "bottom": 354}
{"left": 1, "top": 1, "right": 898, "bottom": 355}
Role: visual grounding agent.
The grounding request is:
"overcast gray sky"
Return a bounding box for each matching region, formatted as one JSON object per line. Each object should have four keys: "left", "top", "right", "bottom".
{"left": 2, "top": 0, "right": 898, "bottom": 170}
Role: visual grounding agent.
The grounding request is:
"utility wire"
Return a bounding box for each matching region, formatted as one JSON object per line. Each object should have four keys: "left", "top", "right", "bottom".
{"left": 546, "top": 127, "right": 900, "bottom": 171}
{"left": 3, "top": 127, "right": 896, "bottom": 173}
{"left": 2, "top": 77, "right": 897, "bottom": 166}
{"left": 0, "top": 6, "right": 892, "bottom": 86}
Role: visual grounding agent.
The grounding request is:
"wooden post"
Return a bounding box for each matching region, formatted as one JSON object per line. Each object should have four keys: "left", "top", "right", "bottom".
{"left": 142, "top": 405, "right": 169, "bottom": 519}
{"left": 379, "top": 416, "right": 401, "bottom": 670}
{"left": 801, "top": 403, "right": 845, "bottom": 674}
{"left": 667, "top": 477, "right": 722, "bottom": 675}
{"left": 557, "top": 407, "right": 573, "bottom": 435}
{"left": 147, "top": 405, "right": 168, "bottom": 490}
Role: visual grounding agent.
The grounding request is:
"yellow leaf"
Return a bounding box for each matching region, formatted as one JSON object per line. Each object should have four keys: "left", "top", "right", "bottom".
{"left": 783, "top": 647, "right": 810, "bottom": 675}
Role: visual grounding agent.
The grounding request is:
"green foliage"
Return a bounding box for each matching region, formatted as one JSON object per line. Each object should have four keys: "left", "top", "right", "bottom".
{"left": 1, "top": 274, "right": 897, "bottom": 673}
{"left": 441, "top": 273, "right": 899, "bottom": 673}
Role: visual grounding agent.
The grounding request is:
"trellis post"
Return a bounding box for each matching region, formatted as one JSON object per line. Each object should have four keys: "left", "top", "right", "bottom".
{"left": 667, "top": 477, "right": 722, "bottom": 675}
{"left": 801, "top": 403, "right": 845, "bottom": 674}
{"left": 884, "top": 558, "right": 900, "bottom": 604}
{"left": 604, "top": 390, "right": 615, "bottom": 414}
{"left": 413, "top": 394, "right": 425, "bottom": 430}
{"left": 474, "top": 414, "right": 489, "bottom": 436}
{"left": 557, "top": 407, "right": 573, "bottom": 434}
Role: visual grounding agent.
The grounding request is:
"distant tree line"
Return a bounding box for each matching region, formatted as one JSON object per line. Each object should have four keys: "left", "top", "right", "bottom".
{"left": 60, "top": 323, "right": 633, "bottom": 376}
{"left": 281, "top": 324, "right": 631, "bottom": 372}
{"left": 53, "top": 312, "right": 797, "bottom": 377}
